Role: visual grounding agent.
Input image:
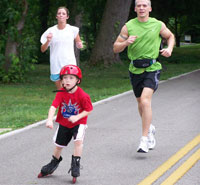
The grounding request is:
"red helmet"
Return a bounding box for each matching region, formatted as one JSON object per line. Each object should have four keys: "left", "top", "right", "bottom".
{"left": 60, "top": 65, "right": 82, "bottom": 81}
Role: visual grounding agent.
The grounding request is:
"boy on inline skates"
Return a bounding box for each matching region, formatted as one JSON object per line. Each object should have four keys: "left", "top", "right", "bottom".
{"left": 38, "top": 65, "right": 93, "bottom": 183}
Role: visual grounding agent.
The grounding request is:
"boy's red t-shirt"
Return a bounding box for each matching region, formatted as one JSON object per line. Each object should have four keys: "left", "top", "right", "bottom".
{"left": 52, "top": 87, "right": 93, "bottom": 128}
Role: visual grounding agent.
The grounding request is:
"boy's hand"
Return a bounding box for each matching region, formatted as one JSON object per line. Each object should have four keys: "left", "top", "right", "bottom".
{"left": 46, "top": 120, "right": 53, "bottom": 129}
{"left": 68, "top": 111, "right": 90, "bottom": 124}
{"left": 68, "top": 115, "right": 79, "bottom": 123}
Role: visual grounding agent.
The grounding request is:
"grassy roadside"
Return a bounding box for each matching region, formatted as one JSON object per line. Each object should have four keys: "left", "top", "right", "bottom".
{"left": 0, "top": 44, "right": 200, "bottom": 133}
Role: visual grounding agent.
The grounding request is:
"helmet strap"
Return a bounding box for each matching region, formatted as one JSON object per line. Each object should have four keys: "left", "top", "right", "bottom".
{"left": 62, "top": 79, "right": 80, "bottom": 93}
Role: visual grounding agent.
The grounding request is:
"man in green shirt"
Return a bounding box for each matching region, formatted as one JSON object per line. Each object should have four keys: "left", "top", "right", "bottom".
{"left": 113, "top": 0, "right": 175, "bottom": 153}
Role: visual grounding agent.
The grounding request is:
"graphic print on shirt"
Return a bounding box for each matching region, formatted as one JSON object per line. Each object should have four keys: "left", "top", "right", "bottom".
{"left": 61, "top": 99, "right": 80, "bottom": 118}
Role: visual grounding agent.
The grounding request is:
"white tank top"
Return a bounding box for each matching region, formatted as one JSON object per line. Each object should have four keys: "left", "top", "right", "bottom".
{"left": 40, "top": 24, "right": 79, "bottom": 74}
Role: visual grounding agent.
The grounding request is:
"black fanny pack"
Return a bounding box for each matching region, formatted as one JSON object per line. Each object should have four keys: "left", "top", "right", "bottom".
{"left": 132, "top": 59, "right": 157, "bottom": 68}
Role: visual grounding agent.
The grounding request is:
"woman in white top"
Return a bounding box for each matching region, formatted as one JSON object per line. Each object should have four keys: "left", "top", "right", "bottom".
{"left": 40, "top": 7, "right": 83, "bottom": 89}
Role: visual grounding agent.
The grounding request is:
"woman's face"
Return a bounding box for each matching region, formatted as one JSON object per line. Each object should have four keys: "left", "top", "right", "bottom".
{"left": 56, "top": 8, "right": 69, "bottom": 23}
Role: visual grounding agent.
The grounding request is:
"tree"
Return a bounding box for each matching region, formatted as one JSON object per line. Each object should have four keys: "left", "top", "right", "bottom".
{"left": 68, "top": 0, "right": 83, "bottom": 66}
{"left": 77, "top": 0, "right": 107, "bottom": 61}
{"left": 89, "top": 0, "right": 132, "bottom": 66}
{"left": 4, "top": 0, "right": 28, "bottom": 71}
{"left": 37, "top": 0, "right": 50, "bottom": 63}
{"left": 0, "top": 0, "right": 40, "bottom": 83}
{"left": 152, "top": 0, "right": 200, "bottom": 46}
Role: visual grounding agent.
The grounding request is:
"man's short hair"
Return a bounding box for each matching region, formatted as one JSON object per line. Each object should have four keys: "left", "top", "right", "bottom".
{"left": 135, "top": 0, "right": 151, "bottom": 7}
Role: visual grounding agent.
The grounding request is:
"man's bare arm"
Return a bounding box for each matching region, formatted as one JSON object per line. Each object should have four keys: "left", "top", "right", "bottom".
{"left": 160, "top": 22, "right": 175, "bottom": 57}
{"left": 113, "top": 25, "right": 137, "bottom": 53}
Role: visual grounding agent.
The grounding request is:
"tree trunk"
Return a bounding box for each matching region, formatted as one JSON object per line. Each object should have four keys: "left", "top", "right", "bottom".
{"left": 38, "top": 0, "right": 50, "bottom": 63}
{"left": 174, "top": 16, "right": 180, "bottom": 47}
{"left": 74, "top": 12, "right": 82, "bottom": 67}
{"left": 68, "top": 1, "right": 83, "bottom": 67}
{"left": 4, "top": 0, "right": 28, "bottom": 71}
{"left": 89, "top": 0, "right": 132, "bottom": 66}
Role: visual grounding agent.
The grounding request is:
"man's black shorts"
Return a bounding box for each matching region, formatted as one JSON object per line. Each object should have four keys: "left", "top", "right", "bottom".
{"left": 129, "top": 70, "right": 161, "bottom": 98}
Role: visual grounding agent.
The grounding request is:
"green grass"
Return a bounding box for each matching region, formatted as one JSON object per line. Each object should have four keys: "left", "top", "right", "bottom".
{"left": 159, "top": 44, "right": 200, "bottom": 79}
{"left": 0, "top": 44, "right": 200, "bottom": 132}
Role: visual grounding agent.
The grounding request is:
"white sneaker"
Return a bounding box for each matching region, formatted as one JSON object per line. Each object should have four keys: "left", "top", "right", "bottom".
{"left": 137, "top": 136, "right": 149, "bottom": 153}
{"left": 148, "top": 124, "right": 156, "bottom": 150}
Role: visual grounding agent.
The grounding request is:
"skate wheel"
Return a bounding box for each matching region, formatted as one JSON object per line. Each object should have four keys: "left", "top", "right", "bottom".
{"left": 72, "top": 177, "right": 76, "bottom": 184}
{"left": 38, "top": 172, "right": 43, "bottom": 178}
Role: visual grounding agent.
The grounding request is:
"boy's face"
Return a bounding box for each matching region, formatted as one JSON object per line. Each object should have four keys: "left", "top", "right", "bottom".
{"left": 62, "top": 74, "right": 79, "bottom": 90}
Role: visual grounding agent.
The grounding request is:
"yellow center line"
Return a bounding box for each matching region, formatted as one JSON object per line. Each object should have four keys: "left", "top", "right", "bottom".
{"left": 161, "top": 147, "right": 200, "bottom": 185}
{"left": 138, "top": 134, "right": 200, "bottom": 185}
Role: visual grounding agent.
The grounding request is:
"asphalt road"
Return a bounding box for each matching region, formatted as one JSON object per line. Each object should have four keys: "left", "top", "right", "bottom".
{"left": 0, "top": 70, "right": 200, "bottom": 185}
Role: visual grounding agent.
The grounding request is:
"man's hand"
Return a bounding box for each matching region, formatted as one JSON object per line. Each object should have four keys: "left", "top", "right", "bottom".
{"left": 126, "top": 35, "right": 138, "bottom": 46}
{"left": 160, "top": 48, "right": 172, "bottom": 57}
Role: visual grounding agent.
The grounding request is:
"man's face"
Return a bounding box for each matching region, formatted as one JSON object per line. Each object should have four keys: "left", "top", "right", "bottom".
{"left": 135, "top": 0, "right": 152, "bottom": 19}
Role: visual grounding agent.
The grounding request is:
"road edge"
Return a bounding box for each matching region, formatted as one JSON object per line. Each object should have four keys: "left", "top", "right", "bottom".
{"left": 1, "top": 69, "right": 199, "bottom": 140}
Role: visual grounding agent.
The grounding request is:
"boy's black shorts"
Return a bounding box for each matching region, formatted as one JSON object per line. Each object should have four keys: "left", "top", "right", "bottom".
{"left": 129, "top": 70, "right": 161, "bottom": 98}
{"left": 53, "top": 124, "right": 87, "bottom": 147}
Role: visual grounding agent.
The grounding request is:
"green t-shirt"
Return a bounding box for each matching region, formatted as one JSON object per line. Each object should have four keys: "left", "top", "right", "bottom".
{"left": 126, "top": 17, "right": 162, "bottom": 74}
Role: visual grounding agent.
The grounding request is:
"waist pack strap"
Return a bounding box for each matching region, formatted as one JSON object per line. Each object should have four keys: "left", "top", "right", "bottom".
{"left": 131, "top": 58, "right": 158, "bottom": 68}
{"left": 131, "top": 59, "right": 157, "bottom": 65}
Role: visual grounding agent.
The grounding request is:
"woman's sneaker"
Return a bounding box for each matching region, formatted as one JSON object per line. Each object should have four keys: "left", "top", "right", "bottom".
{"left": 148, "top": 124, "right": 156, "bottom": 150}
{"left": 137, "top": 136, "right": 149, "bottom": 153}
